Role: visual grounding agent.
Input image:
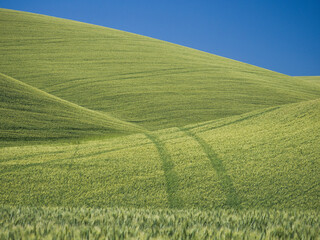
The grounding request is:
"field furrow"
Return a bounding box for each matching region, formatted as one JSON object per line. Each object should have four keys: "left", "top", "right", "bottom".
{"left": 193, "top": 99, "right": 320, "bottom": 209}
{"left": 154, "top": 128, "right": 226, "bottom": 208}
{"left": 179, "top": 127, "right": 241, "bottom": 208}
{"left": 144, "top": 133, "right": 182, "bottom": 208}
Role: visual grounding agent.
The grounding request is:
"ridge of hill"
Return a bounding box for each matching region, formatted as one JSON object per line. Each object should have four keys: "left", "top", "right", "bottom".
{"left": 1, "top": 8, "right": 320, "bottom": 130}
{"left": 1, "top": 99, "right": 319, "bottom": 209}
{"left": 294, "top": 76, "right": 320, "bottom": 86}
{"left": 0, "top": 72, "right": 143, "bottom": 145}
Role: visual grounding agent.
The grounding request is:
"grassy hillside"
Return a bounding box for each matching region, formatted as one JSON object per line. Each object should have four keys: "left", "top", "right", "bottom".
{"left": 0, "top": 72, "right": 143, "bottom": 146}
{"left": 1, "top": 8, "right": 320, "bottom": 130}
{"left": 1, "top": 8, "right": 319, "bottom": 239}
{"left": 294, "top": 76, "right": 320, "bottom": 86}
{"left": 183, "top": 98, "right": 320, "bottom": 209}
{"left": 1, "top": 99, "right": 319, "bottom": 209}
{"left": 1, "top": 205, "right": 319, "bottom": 240}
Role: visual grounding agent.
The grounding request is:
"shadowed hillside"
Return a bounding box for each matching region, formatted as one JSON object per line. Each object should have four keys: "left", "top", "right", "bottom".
{"left": 0, "top": 72, "right": 143, "bottom": 145}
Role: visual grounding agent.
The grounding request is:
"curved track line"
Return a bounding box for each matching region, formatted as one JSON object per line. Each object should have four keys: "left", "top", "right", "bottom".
{"left": 179, "top": 127, "right": 241, "bottom": 208}
{"left": 185, "top": 106, "right": 280, "bottom": 132}
{"left": 145, "top": 133, "right": 182, "bottom": 209}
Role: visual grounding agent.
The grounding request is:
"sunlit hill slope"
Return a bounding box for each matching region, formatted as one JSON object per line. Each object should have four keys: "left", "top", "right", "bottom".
{"left": 1, "top": 8, "right": 320, "bottom": 131}
{"left": 1, "top": 99, "right": 319, "bottom": 209}
{"left": 0, "top": 8, "right": 319, "bottom": 212}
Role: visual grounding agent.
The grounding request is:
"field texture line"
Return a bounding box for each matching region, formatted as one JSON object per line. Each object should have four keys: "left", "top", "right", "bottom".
{"left": 186, "top": 106, "right": 281, "bottom": 132}
{"left": 145, "top": 133, "right": 183, "bottom": 209}
{"left": 0, "top": 143, "right": 153, "bottom": 175}
{"left": 179, "top": 128, "right": 241, "bottom": 208}
{"left": 0, "top": 150, "right": 66, "bottom": 163}
{"left": 0, "top": 147, "right": 80, "bottom": 175}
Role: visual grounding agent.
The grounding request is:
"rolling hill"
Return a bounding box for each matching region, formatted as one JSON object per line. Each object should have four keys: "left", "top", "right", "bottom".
{"left": 1, "top": 8, "right": 320, "bottom": 130}
{"left": 1, "top": 99, "right": 319, "bottom": 209}
{"left": 294, "top": 76, "right": 320, "bottom": 86}
{"left": 0, "top": 72, "right": 143, "bottom": 145}
{"left": 0, "top": 8, "right": 319, "bottom": 239}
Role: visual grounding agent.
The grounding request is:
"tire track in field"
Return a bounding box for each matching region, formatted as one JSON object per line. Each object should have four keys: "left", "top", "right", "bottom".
{"left": 145, "top": 133, "right": 183, "bottom": 209}
{"left": 179, "top": 127, "right": 241, "bottom": 208}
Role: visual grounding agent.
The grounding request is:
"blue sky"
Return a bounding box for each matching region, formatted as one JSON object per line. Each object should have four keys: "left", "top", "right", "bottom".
{"left": 1, "top": 0, "right": 319, "bottom": 76}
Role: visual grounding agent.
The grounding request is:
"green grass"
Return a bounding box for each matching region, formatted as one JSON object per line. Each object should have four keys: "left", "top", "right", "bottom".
{"left": 1, "top": 8, "right": 320, "bottom": 131}
{"left": 1, "top": 205, "right": 319, "bottom": 240}
{"left": 0, "top": 134, "right": 168, "bottom": 208}
{"left": 1, "top": 8, "right": 319, "bottom": 238}
{"left": 184, "top": 98, "right": 320, "bottom": 209}
{"left": 294, "top": 76, "right": 320, "bottom": 86}
{"left": 0, "top": 72, "right": 143, "bottom": 146}
{"left": 1, "top": 99, "right": 319, "bottom": 210}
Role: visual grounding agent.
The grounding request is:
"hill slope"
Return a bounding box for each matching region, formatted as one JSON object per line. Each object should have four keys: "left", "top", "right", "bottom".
{"left": 294, "top": 76, "right": 320, "bottom": 87}
{"left": 1, "top": 99, "right": 319, "bottom": 209}
{"left": 1, "top": 8, "right": 320, "bottom": 130}
{"left": 0, "top": 72, "right": 143, "bottom": 145}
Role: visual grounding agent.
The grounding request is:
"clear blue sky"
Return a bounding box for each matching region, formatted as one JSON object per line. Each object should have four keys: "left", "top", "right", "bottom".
{"left": 1, "top": 0, "right": 319, "bottom": 76}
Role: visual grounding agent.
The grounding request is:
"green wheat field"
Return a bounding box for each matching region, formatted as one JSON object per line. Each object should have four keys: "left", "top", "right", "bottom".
{"left": 0, "top": 8, "right": 319, "bottom": 239}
